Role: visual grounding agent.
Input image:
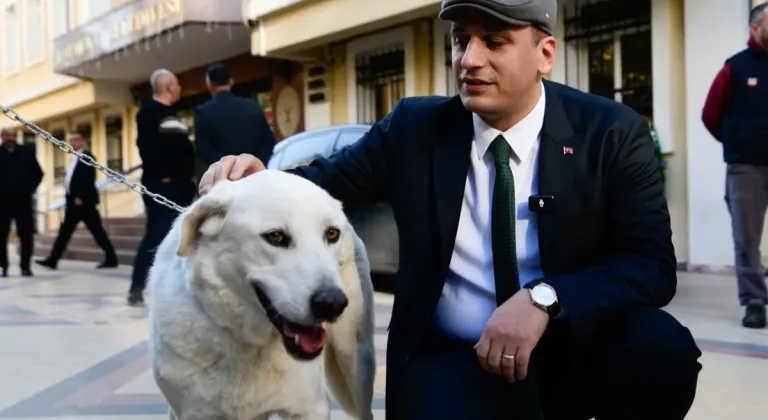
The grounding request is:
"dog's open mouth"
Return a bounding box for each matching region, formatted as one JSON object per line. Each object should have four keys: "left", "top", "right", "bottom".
{"left": 252, "top": 284, "right": 326, "bottom": 361}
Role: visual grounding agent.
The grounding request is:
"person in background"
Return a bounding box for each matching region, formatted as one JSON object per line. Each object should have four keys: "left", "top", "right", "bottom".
{"left": 127, "top": 69, "right": 196, "bottom": 306}
{"left": 193, "top": 62, "right": 275, "bottom": 167}
{"left": 702, "top": 2, "right": 768, "bottom": 329}
{"left": 0, "top": 126, "right": 43, "bottom": 277}
{"left": 35, "top": 132, "right": 118, "bottom": 271}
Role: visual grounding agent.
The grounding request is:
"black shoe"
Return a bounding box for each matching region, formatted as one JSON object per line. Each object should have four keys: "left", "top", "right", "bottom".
{"left": 742, "top": 300, "right": 767, "bottom": 329}
{"left": 35, "top": 259, "right": 57, "bottom": 270}
{"left": 21, "top": 268, "right": 33, "bottom": 277}
{"left": 1, "top": 267, "right": 7, "bottom": 278}
{"left": 97, "top": 260, "right": 119, "bottom": 269}
{"left": 127, "top": 292, "right": 145, "bottom": 307}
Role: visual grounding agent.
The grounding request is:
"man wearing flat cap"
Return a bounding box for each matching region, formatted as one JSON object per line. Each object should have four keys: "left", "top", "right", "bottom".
{"left": 199, "top": 0, "right": 702, "bottom": 418}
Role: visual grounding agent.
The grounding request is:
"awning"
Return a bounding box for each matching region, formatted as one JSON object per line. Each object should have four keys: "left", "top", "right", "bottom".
{"left": 248, "top": 0, "right": 441, "bottom": 56}
{"left": 52, "top": 0, "right": 251, "bottom": 83}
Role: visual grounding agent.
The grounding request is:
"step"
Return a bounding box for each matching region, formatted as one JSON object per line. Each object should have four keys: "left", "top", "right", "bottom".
{"left": 74, "top": 224, "right": 144, "bottom": 237}
{"left": 104, "top": 217, "right": 146, "bottom": 225}
{"left": 34, "top": 244, "right": 136, "bottom": 265}
{"left": 36, "top": 232, "right": 141, "bottom": 250}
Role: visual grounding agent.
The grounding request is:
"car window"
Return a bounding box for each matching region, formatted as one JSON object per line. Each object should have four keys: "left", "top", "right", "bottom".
{"left": 277, "top": 131, "right": 338, "bottom": 168}
{"left": 334, "top": 129, "right": 368, "bottom": 151}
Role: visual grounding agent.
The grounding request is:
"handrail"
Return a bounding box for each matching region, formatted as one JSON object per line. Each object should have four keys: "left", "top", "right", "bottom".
{"left": 46, "top": 164, "right": 143, "bottom": 211}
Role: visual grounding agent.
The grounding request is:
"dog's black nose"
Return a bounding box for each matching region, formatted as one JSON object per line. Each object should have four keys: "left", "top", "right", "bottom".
{"left": 310, "top": 287, "right": 348, "bottom": 322}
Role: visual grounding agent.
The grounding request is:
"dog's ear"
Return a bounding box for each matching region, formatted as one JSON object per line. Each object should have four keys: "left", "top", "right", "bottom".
{"left": 177, "top": 194, "right": 229, "bottom": 257}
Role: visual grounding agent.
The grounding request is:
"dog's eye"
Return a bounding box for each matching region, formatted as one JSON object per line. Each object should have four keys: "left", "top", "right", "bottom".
{"left": 261, "top": 230, "right": 291, "bottom": 247}
{"left": 325, "top": 227, "right": 341, "bottom": 244}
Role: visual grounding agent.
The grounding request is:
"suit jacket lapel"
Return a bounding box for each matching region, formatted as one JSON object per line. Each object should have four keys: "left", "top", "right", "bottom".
{"left": 537, "top": 81, "right": 576, "bottom": 275}
{"left": 433, "top": 97, "right": 474, "bottom": 278}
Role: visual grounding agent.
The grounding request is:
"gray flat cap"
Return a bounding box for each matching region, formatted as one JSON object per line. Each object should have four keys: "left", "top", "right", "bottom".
{"left": 439, "top": 0, "right": 557, "bottom": 36}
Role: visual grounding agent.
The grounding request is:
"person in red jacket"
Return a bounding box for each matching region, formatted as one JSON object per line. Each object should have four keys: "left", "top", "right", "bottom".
{"left": 702, "top": 2, "right": 768, "bottom": 329}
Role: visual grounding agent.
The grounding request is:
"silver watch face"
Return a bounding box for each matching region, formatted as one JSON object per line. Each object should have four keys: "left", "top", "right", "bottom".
{"left": 531, "top": 283, "right": 557, "bottom": 307}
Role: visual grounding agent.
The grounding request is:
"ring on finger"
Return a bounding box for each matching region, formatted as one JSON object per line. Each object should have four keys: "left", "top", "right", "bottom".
{"left": 501, "top": 354, "right": 516, "bottom": 363}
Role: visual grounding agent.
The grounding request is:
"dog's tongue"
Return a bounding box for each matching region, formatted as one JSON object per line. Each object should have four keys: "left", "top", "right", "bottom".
{"left": 284, "top": 323, "right": 326, "bottom": 354}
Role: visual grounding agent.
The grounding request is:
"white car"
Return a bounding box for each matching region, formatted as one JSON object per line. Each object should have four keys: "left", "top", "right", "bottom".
{"left": 267, "top": 125, "right": 399, "bottom": 279}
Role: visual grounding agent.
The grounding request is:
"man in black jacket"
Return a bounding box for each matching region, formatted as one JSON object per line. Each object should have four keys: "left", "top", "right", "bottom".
{"left": 199, "top": 1, "right": 701, "bottom": 419}
{"left": 194, "top": 63, "right": 275, "bottom": 166}
{"left": 128, "top": 68, "right": 196, "bottom": 306}
{"left": 36, "top": 132, "right": 118, "bottom": 270}
{"left": 0, "top": 126, "right": 43, "bottom": 277}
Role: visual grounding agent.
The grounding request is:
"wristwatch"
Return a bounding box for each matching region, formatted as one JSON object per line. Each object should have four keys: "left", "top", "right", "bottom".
{"left": 524, "top": 281, "right": 562, "bottom": 318}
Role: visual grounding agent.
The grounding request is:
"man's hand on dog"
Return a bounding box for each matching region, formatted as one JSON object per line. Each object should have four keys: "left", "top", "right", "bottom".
{"left": 199, "top": 154, "right": 266, "bottom": 196}
{"left": 474, "top": 289, "right": 549, "bottom": 383}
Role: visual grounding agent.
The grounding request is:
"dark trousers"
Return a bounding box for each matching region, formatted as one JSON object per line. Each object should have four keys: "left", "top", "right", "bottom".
{"left": 48, "top": 202, "right": 117, "bottom": 263}
{"left": 0, "top": 197, "right": 35, "bottom": 271}
{"left": 725, "top": 163, "right": 768, "bottom": 305}
{"left": 129, "top": 181, "right": 192, "bottom": 295}
{"left": 395, "top": 306, "right": 702, "bottom": 420}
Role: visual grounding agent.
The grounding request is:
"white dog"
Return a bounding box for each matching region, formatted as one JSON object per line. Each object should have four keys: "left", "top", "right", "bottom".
{"left": 147, "top": 170, "right": 376, "bottom": 420}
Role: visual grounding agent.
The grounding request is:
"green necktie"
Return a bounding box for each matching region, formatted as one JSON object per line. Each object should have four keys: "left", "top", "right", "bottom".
{"left": 489, "top": 134, "right": 543, "bottom": 419}
{"left": 489, "top": 134, "right": 520, "bottom": 306}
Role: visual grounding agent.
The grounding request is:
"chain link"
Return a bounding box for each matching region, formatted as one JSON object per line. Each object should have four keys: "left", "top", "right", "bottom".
{"left": 1, "top": 103, "right": 186, "bottom": 213}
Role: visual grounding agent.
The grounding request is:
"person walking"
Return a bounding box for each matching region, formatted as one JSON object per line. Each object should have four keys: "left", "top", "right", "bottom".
{"left": 35, "top": 132, "right": 118, "bottom": 270}
{"left": 702, "top": 2, "right": 768, "bottom": 329}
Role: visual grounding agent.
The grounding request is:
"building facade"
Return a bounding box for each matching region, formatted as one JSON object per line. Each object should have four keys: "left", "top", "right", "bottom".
{"left": 243, "top": 0, "right": 764, "bottom": 272}
{"left": 0, "top": 0, "right": 301, "bottom": 234}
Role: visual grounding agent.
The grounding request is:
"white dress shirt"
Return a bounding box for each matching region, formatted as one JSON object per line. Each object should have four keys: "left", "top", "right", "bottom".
{"left": 64, "top": 152, "right": 79, "bottom": 193}
{"left": 433, "top": 84, "right": 547, "bottom": 342}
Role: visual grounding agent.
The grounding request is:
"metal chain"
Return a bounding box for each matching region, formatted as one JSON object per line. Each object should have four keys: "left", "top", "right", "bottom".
{"left": 1, "top": 103, "right": 186, "bottom": 213}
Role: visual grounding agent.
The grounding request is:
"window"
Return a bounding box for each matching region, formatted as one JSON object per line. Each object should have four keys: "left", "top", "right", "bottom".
{"left": 105, "top": 115, "right": 123, "bottom": 172}
{"left": 3, "top": 3, "right": 20, "bottom": 74}
{"left": 334, "top": 129, "right": 367, "bottom": 151}
{"left": 50, "top": 0, "right": 71, "bottom": 39}
{"left": 21, "top": 132, "right": 36, "bottom": 146}
{"left": 24, "top": 0, "right": 44, "bottom": 63}
{"left": 563, "top": 0, "right": 653, "bottom": 119}
{"left": 278, "top": 131, "right": 338, "bottom": 169}
{"left": 355, "top": 45, "right": 406, "bottom": 124}
{"left": 51, "top": 128, "right": 67, "bottom": 184}
{"left": 587, "top": 39, "right": 615, "bottom": 100}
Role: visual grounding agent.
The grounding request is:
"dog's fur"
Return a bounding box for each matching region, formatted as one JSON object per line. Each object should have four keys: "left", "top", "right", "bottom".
{"left": 147, "top": 170, "right": 376, "bottom": 420}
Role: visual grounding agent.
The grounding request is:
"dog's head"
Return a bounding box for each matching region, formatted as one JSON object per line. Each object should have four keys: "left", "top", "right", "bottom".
{"left": 176, "top": 170, "right": 351, "bottom": 361}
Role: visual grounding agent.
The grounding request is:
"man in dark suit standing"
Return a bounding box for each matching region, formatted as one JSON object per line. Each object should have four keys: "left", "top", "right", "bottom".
{"left": 199, "top": 1, "right": 701, "bottom": 418}
{"left": 35, "top": 132, "right": 118, "bottom": 270}
{"left": 128, "top": 68, "right": 196, "bottom": 306}
{"left": 193, "top": 63, "right": 275, "bottom": 166}
{"left": 0, "top": 126, "right": 43, "bottom": 278}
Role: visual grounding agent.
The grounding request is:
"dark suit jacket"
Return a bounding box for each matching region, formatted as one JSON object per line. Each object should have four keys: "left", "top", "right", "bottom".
{"left": 66, "top": 150, "right": 99, "bottom": 206}
{"left": 0, "top": 144, "right": 43, "bottom": 199}
{"left": 289, "top": 80, "right": 675, "bottom": 417}
{"left": 194, "top": 91, "right": 276, "bottom": 165}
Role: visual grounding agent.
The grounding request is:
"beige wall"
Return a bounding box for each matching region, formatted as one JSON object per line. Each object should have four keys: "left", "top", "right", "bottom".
{"left": 0, "top": 0, "right": 143, "bottom": 230}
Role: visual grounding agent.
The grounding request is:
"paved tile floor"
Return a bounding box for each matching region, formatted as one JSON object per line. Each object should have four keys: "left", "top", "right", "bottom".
{"left": 0, "top": 257, "right": 766, "bottom": 419}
